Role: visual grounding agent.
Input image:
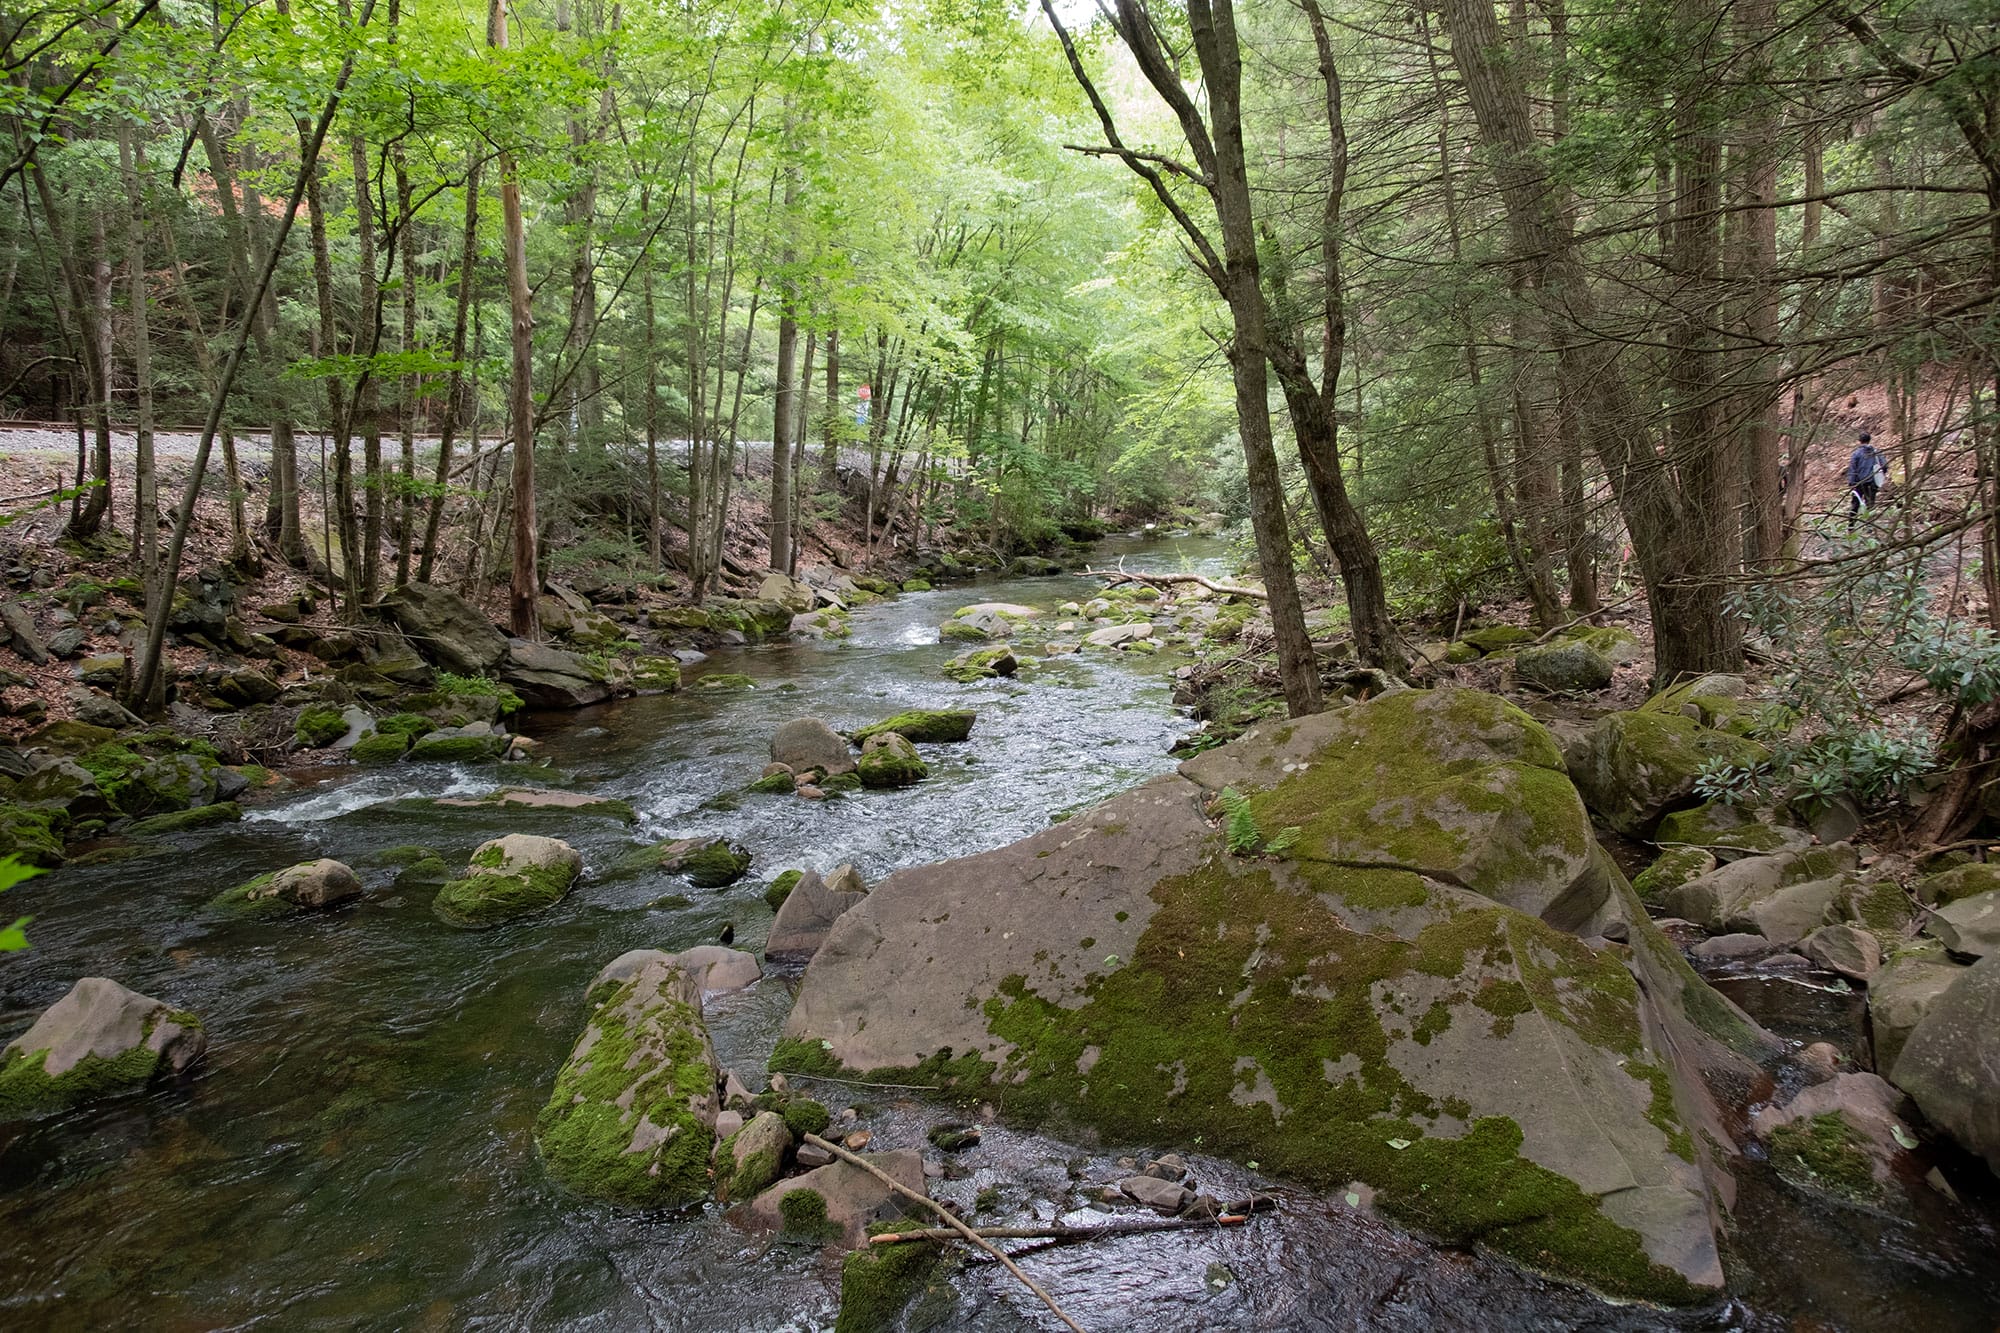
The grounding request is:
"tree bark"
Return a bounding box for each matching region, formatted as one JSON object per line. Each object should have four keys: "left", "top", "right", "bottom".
{"left": 494, "top": 0, "right": 539, "bottom": 636}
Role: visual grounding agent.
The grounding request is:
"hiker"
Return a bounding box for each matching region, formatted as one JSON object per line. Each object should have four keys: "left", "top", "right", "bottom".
{"left": 1847, "top": 432, "right": 1886, "bottom": 526}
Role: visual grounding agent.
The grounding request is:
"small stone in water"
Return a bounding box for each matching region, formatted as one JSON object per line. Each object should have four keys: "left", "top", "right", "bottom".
{"left": 844, "top": 1130, "right": 873, "bottom": 1151}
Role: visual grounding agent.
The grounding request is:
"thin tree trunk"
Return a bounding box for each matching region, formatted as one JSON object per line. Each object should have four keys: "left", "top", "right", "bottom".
{"left": 116, "top": 126, "right": 156, "bottom": 581}
{"left": 351, "top": 133, "right": 384, "bottom": 602}
{"left": 418, "top": 151, "right": 481, "bottom": 583}
{"left": 394, "top": 146, "right": 417, "bottom": 588}
{"left": 494, "top": 0, "right": 539, "bottom": 636}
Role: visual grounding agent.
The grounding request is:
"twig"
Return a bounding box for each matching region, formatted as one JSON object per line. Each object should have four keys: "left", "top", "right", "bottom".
{"left": 1527, "top": 588, "right": 1647, "bottom": 645}
{"left": 803, "top": 1133, "right": 1086, "bottom": 1333}
{"left": 869, "top": 1216, "right": 1252, "bottom": 1247}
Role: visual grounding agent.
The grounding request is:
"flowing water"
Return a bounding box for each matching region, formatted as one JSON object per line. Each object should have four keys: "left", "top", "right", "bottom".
{"left": 0, "top": 535, "right": 1995, "bottom": 1332}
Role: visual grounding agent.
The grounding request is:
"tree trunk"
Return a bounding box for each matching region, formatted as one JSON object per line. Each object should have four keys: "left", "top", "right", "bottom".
{"left": 116, "top": 126, "right": 156, "bottom": 582}
{"left": 419, "top": 152, "right": 482, "bottom": 583}
{"left": 494, "top": 0, "right": 538, "bottom": 637}
{"left": 351, "top": 134, "right": 384, "bottom": 602}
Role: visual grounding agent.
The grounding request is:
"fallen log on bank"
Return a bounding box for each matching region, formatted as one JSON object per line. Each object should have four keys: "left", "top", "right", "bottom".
{"left": 1079, "top": 565, "right": 1268, "bottom": 600}
{"left": 869, "top": 1214, "right": 1255, "bottom": 1247}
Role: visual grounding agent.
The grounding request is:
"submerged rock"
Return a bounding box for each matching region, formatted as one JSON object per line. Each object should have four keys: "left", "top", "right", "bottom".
{"left": 943, "top": 647, "right": 1017, "bottom": 682}
{"left": 779, "top": 687, "right": 1761, "bottom": 1301}
{"left": 745, "top": 1148, "right": 927, "bottom": 1247}
{"left": 0, "top": 977, "right": 206, "bottom": 1118}
{"left": 433, "top": 834, "right": 582, "bottom": 928}
{"left": 536, "top": 954, "right": 719, "bottom": 1206}
{"left": 653, "top": 836, "right": 752, "bottom": 888}
{"left": 218, "top": 858, "right": 363, "bottom": 911}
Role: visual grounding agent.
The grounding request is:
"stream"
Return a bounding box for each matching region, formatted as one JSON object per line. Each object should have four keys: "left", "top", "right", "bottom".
{"left": 1, "top": 534, "right": 1996, "bottom": 1332}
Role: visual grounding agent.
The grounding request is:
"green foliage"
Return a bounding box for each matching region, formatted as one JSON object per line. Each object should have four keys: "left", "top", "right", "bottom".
{"left": 1214, "top": 786, "right": 1300, "bottom": 856}
{"left": 434, "top": 673, "right": 522, "bottom": 715}
{"left": 0, "top": 856, "right": 40, "bottom": 953}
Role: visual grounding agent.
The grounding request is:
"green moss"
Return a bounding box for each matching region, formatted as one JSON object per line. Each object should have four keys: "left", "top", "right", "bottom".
{"left": 837, "top": 1240, "right": 947, "bottom": 1332}
{"left": 433, "top": 860, "right": 575, "bottom": 928}
{"left": 0, "top": 1008, "right": 196, "bottom": 1117}
{"left": 858, "top": 744, "right": 928, "bottom": 789}
{"left": 779, "top": 1187, "right": 841, "bottom": 1242}
{"left": 852, "top": 710, "right": 976, "bottom": 744}
{"left": 294, "top": 706, "right": 350, "bottom": 749}
{"left": 901, "top": 579, "right": 932, "bottom": 592}
{"left": 749, "top": 773, "right": 796, "bottom": 795}
{"left": 1461, "top": 626, "right": 1535, "bottom": 653}
{"left": 727, "top": 1145, "right": 783, "bottom": 1202}
{"left": 770, "top": 1036, "right": 845, "bottom": 1078}
{"left": 407, "top": 734, "right": 502, "bottom": 763}
{"left": 1629, "top": 1060, "right": 1697, "bottom": 1162}
{"left": 0, "top": 805, "right": 67, "bottom": 867}
{"left": 783, "top": 1097, "right": 831, "bottom": 1140}
{"left": 1768, "top": 1113, "right": 1879, "bottom": 1202}
{"left": 534, "top": 969, "right": 715, "bottom": 1207}
{"left": 938, "top": 620, "right": 988, "bottom": 643}
{"left": 1632, "top": 846, "right": 1713, "bottom": 907}
{"left": 660, "top": 838, "right": 751, "bottom": 888}
{"left": 822, "top": 771, "right": 864, "bottom": 794}
{"left": 766, "top": 869, "right": 804, "bottom": 912}
{"left": 128, "top": 802, "right": 241, "bottom": 836}
{"left": 350, "top": 731, "right": 410, "bottom": 765}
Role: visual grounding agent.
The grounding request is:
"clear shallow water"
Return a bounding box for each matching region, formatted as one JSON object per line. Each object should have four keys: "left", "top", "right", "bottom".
{"left": 0, "top": 534, "right": 1993, "bottom": 1331}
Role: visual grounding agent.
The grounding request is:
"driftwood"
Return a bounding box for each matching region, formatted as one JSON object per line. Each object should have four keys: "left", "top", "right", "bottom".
{"left": 869, "top": 1215, "right": 1253, "bottom": 1247}
{"left": 1080, "top": 565, "right": 1268, "bottom": 600}
{"left": 802, "top": 1133, "right": 1085, "bottom": 1333}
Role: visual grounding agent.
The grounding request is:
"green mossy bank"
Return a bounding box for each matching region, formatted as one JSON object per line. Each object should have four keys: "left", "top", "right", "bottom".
{"left": 778, "top": 687, "right": 1762, "bottom": 1301}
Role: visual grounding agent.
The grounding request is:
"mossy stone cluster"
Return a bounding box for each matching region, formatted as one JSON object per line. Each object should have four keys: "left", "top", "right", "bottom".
{"left": 407, "top": 732, "right": 506, "bottom": 764}
{"left": 851, "top": 710, "right": 974, "bottom": 744}
{"left": 535, "top": 957, "right": 718, "bottom": 1207}
{"left": 749, "top": 772, "right": 796, "bottom": 795}
{"left": 0, "top": 806, "right": 69, "bottom": 867}
{"left": 350, "top": 731, "right": 410, "bottom": 764}
{"left": 1632, "top": 846, "right": 1716, "bottom": 907}
{"left": 1767, "top": 1112, "right": 1881, "bottom": 1202}
{"left": 656, "top": 836, "right": 752, "bottom": 888}
{"left": 836, "top": 1240, "right": 950, "bottom": 1333}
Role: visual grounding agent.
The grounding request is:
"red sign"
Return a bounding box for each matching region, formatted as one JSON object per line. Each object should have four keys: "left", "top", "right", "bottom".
{"left": 857, "top": 384, "right": 872, "bottom": 402}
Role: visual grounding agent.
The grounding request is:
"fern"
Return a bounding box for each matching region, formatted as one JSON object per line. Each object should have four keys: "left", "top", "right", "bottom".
{"left": 1215, "top": 787, "right": 1300, "bottom": 856}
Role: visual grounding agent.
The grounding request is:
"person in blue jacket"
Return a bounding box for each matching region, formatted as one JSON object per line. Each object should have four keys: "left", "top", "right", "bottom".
{"left": 1847, "top": 432, "right": 1886, "bottom": 527}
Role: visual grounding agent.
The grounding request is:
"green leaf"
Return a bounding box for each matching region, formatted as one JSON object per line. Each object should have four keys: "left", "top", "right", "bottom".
{"left": 1891, "top": 1123, "right": 1918, "bottom": 1150}
{"left": 0, "top": 916, "right": 30, "bottom": 952}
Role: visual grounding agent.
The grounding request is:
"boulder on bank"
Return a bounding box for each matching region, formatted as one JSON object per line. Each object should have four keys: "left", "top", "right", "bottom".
{"left": 857, "top": 733, "right": 926, "bottom": 789}
{"left": 1657, "top": 844, "right": 1859, "bottom": 941}
{"left": 433, "top": 834, "right": 582, "bottom": 928}
{"left": 1890, "top": 952, "right": 2000, "bottom": 1173}
{"left": 536, "top": 953, "right": 720, "bottom": 1206}
{"left": 771, "top": 718, "right": 857, "bottom": 777}
{"left": 1566, "top": 707, "right": 1767, "bottom": 837}
{"left": 1514, "top": 639, "right": 1614, "bottom": 693}
{"left": 766, "top": 866, "right": 867, "bottom": 963}
{"left": 500, "top": 638, "right": 612, "bottom": 710}
{"left": 1652, "top": 801, "right": 1810, "bottom": 859}
{"left": 1923, "top": 888, "right": 2000, "bottom": 959}
{"left": 1869, "top": 942, "right": 1967, "bottom": 1072}
{"left": 851, "top": 710, "right": 974, "bottom": 745}
{"left": 375, "top": 583, "right": 508, "bottom": 674}
{"left": 0, "top": 977, "right": 206, "bottom": 1118}
{"left": 218, "top": 858, "right": 362, "bottom": 911}
{"left": 779, "top": 687, "right": 1761, "bottom": 1301}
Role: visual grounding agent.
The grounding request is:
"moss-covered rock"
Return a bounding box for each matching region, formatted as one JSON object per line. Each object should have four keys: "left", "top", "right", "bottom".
{"left": 1565, "top": 709, "right": 1767, "bottom": 837}
{"left": 852, "top": 709, "right": 975, "bottom": 745}
{"left": 1653, "top": 801, "right": 1809, "bottom": 858}
{"left": 535, "top": 953, "right": 719, "bottom": 1206}
{"left": 836, "top": 1240, "right": 949, "bottom": 1333}
{"left": 434, "top": 834, "right": 582, "bottom": 928}
{"left": 718, "top": 1108, "right": 793, "bottom": 1203}
{"left": 943, "top": 646, "right": 1018, "bottom": 683}
{"left": 0, "top": 978, "right": 206, "bottom": 1118}
{"left": 651, "top": 836, "right": 752, "bottom": 888}
{"left": 216, "top": 857, "right": 363, "bottom": 911}
{"left": 1460, "top": 625, "right": 1535, "bottom": 654}
{"left": 1443, "top": 641, "right": 1482, "bottom": 665}
{"left": 128, "top": 802, "right": 242, "bottom": 836}
{"left": 631, "top": 656, "right": 682, "bottom": 691}
{"left": 693, "top": 672, "right": 757, "bottom": 692}
{"left": 1632, "top": 846, "right": 1716, "bottom": 908}
{"left": 766, "top": 869, "right": 804, "bottom": 912}
{"left": 779, "top": 687, "right": 1748, "bottom": 1301}
{"left": 900, "top": 579, "right": 932, "bottom": 592}
{"left": 294, "top": 705, "right": 350, "bottom": 749}
{"left": 1916, "top": 861, "right": 2000, "bottom": 907}
{"left": 350, "top": 730, "right": 411, "bottom": 765}
{"left": 748, "top": 772, "right": 797, "bottom": 795}
{"left": 1514, "top": 639, "right": 1614, "bottom": 693}
{"left": 0, "top": 804, "right": 68, "bottom": 867}
{"left": 407, "top": 728, "right": 507, "bottom": 764}
{"left": 857, "top": 734, "right": 927, "bottom": 789}
{"left": 702, "top": 597, "right": 794, "bottom": 640}
{"left": 1639, "top": 674, "right": 1771, "bottom": 737}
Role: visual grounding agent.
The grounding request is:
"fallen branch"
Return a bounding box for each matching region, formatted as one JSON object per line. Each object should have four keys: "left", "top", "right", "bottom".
{"left": 1080, "top": 563, "right": 1267, "bottom": 601}
{"left": 870, "top": 1215, "right": 1252, "bottom": 1247}
{"left": 1527, "top": 587, "right": 1647, "bottom": 646}
{"left": 803, "top": 1132, "right": 1085, "bottom": 1333}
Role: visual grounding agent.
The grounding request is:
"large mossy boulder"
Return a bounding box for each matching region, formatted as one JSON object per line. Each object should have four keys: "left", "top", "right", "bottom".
{"left": 1653, "top": 801, "right": 1810, "bottom": 860}
{"left": 703, "top": 598, "right": 793, "bottom": 640}
{"left": 374, "top": 583, "right": 508, "bottom": 674}
{"left": 851, "top": 710, "right": 974, "bottom": 745}
{"left": 535, "top": 953, "right": 720, "bottom": 1206}
{"left": 0, "top": 977, "right": 206, "bottom": 1118}
{"left": 433, "top": 834, "right": 582, "bottom": 928}
{"left": 1890, "top": 953, "right": 2000, "bottom": 1173}
{"left": 779, "top": 687, "right": 1763, "bottom": 1301}
{"left": 1565, "top": 708, "right": 1766, "bottom": 837}
{"left": 0, "top": 804, "right": 67, "bottom": 867}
